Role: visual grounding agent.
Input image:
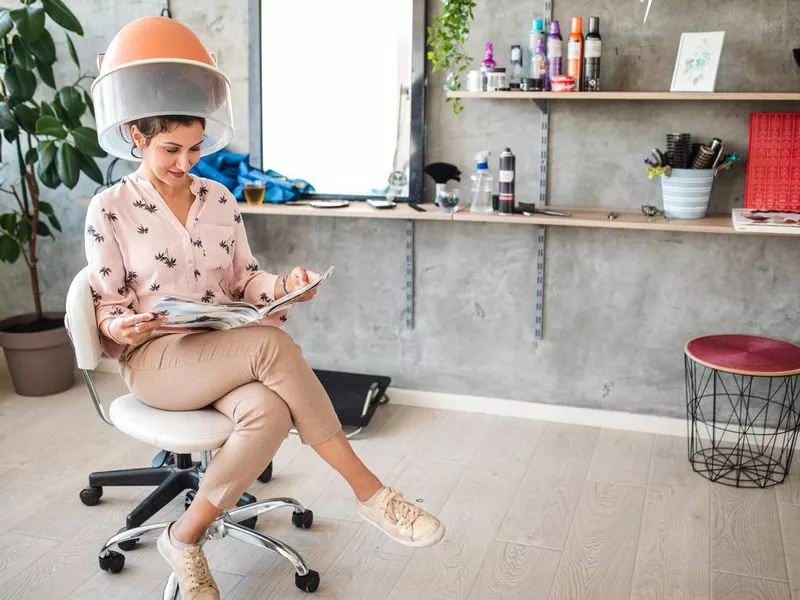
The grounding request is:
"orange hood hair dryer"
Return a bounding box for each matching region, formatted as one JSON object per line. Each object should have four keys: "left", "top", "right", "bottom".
{"left": 91, "top": 16, "right": 234, "bottom": 160}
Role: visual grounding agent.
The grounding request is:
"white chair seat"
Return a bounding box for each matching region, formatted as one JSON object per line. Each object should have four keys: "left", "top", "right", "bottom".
{"left": 109, "top": 394, "right": 233, "bottom": 454}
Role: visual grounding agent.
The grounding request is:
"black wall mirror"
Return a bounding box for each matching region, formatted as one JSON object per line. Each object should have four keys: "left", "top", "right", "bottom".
{"left": 248, "top": 0, "right": 426, "bottom": 202}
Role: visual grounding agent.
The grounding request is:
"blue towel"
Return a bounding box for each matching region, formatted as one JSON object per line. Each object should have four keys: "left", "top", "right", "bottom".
{"left": 190, "top": 149, "right": 314, "bottom": 203}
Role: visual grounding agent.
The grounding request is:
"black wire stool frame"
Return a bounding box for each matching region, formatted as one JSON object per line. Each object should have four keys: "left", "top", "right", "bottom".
{"left": 685, "top": 354, "right": 800, "bottom": 488}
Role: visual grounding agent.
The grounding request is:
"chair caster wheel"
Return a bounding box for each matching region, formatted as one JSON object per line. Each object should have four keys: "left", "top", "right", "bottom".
{"left": 295, "top": 569, "right": 320, "bottom": 593}
{"left": 116, "top": 527, "right": 138, "bottom": 551}
{"left": 240, "top": 517, "right": 257, "bottom": 530}
{"left": 292, "top": 509, "right": 314, "bottom": 529}
{"left": 185, "top": 490, "right": 196, "bottom": 511}
{"left": 257, "top": 462, "right": 273, "bottom": 483}
{"left": 99, "top": 550, "right": 125, "bottom": 574}
{"left": 80, "top": 486, "right": 103, "bottom": 506}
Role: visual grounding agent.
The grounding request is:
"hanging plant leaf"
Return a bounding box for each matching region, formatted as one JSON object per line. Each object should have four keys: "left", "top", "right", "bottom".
{"left": 36, "top": 58, "right": 56, "bottom": 89}
{"left": 12, "top": 36, "right": 36, "bottom": 70}
{"left": 4, "top": 65, "right": 37, "bottom": 101}
{"left": 38, "top": 201, "right": 55, "bottom": 216}
{"left": 39, "top": 101, "right": 55, "bottom": 117}
{"left": 51, "top": 94, "right": 80, "bottom": 129}
{"left": 78, "top": 152, "right": 103, "bottom": 184}
{"left": 0, "top": 234, "right": 21, "bottom": 263}
{"left": 35, "top": 115, "right": 67, "bottom": 139}
{"left": 82, "top": 89, "right": 94, "bottom": 118}
{"left": 16, "top": 219, "right": 31, "bottom": 243}
{"left": 0, "top": 102, "right": 17, "bottom": 130}
{"left": 56, "top": 142, "right": 80, "bottom": 188}
{"left": 0, "top": 213, "right": 16, "bottom": 233}
{"left": 25, "top": 147, "right": 38, "bottom": 165}
{"left": 0, "top": 11, "right": 14, "bottom": 39}
{"left": 9, "top": 7, "right": 45, "bottom": 43}
{"left": 38, "top": 140, "right": 57, "bottom": 170}
{"left": 4, "top": 127, "right": 19, "bottom": 143}
{"left": 29, "top": 29, "right": 56, "bottom": 65}
{"left": 45, "top": 213, "right": 62, "bottom": 233}
{"left": 14, "top": 103, "right": 38, "bottom": 134}
{"left": 72, "top": 126, "right": 105, "bottom": 157}
{"left": 65, "top": 33, "right": 80, "bottom": 69}
{"left": 58, "top": 86, "right": 84, "bottom": 118}
{"left": 36, "top": 220, "right": 52, "bottom": 237}
{"left": 38, "top": 159, "right": 60, "bottom": 189}
{"left": 41, "top": 0, "right": 83, "bottom": 36}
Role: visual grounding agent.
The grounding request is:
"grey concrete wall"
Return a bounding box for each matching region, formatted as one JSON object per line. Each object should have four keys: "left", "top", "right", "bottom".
{"left": 1, "top": 0, "right": 798, "bottom": 418}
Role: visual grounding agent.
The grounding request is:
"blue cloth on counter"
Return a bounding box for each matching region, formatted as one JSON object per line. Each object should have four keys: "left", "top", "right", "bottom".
{"left": 190, "top": 149, "right": 314, "bottom": 203}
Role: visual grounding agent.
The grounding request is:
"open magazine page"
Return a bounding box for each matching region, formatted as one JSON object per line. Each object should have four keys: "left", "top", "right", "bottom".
{"left": 149, "top": 266, "right": 334, "bottom": 334}
{"left": 260, "top": 266, "right": 335, "bottom": 317}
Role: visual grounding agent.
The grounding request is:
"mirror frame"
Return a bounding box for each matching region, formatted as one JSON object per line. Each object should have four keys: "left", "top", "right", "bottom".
{"left": 248, "top": 0, "right": 427, "bottom": 204}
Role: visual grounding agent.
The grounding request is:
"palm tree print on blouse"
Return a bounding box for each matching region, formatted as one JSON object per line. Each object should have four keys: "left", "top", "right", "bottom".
{"left": 260, "top": 292, "right": 272, "bottom": 305}
{"left": 246, "top": 261, "right": 258, "bottom": 272}
{"left": 231, "top": 289, "right": 244, "bottom": 301}
{"left": 133, "top": 198, "right": 158, "bottom": 213}
{"left": 219, "top": 238, "right": 231, "bottom": 255}
{"left": 109, "top": 306, "right": 125, "bottom": 316}
{"left": 87, "top": 225, "right": 104, "bottom": 243}
{"left": 137, "top": 224, "right": 149, "bottom": 235}
{"left": 99, "top": 266, "right": 111, "bottom": 278}
{"left": 90, "top": 285, "right": 101, "bottom": 305}
{"left": 150, "top": 282, "right": 161, "bottom": 292}
{"left": 197, "top": 185, "right": 209, "bottom": 200}
{"left": 155, "top": 249, "right": 177, "bottom": 269}
{"left": 280, "top": 314, "right": 288, "bottom": 322}
{"left": 102, "top": 208, "right": 118, "bottom": 226}
{"left": 124, "top": 270, "right": 139, "bottom": 288}
{"left": 219, "top": 195, "right": 227, "bottom": 204}
{"left": 233, "top": 211, "right": 242, "bottom": 224}
{"left": 193, "top": 268, "right": 201, "bottom": 280}
{"left": 202, "top": 289, "right": 215, "bottom": 303}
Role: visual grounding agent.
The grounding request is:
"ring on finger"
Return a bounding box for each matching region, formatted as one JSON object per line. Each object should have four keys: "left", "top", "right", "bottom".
{"left": 135, "top": 323, "right": 142, "bottom": 333}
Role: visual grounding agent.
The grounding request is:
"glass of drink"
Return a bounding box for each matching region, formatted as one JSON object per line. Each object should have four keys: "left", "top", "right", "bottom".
{"left": 243, "top": 180, "right": 266, "bottom": 206}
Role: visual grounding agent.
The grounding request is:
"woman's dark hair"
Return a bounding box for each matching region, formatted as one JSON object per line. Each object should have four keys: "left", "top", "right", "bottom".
{"left": 122, "top": 115, "right": 206, "bottom": 158}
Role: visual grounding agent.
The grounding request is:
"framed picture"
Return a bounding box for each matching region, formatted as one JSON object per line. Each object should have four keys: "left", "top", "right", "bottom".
{"left": 670, "top": 31, "right": 725, "bottom": 92}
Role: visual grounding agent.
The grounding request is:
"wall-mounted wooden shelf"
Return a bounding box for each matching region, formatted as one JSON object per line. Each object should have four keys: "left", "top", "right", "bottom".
{"left": 77, "top": 198, "right": 798, "bottom": 236}
{"left": 236, "top": 201, "right": 452, "bottom": 220}
{"left": 448, "top": 91, "right": 800, "bottom": 102}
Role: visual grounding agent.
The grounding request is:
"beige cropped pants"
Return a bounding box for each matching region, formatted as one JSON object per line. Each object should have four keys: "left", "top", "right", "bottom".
{"left": 121, "top": 325, "right": 342, "bottom": 509}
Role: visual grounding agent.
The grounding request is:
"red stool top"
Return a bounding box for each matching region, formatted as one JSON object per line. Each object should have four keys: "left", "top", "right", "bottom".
{"left": 685, "top": 335, "right": 800, "bottom": 376}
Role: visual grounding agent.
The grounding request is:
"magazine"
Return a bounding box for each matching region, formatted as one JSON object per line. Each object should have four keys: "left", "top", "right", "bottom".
{"left": 150, "top": 266, "right": 334, "bottom": 334}
{"left": 732, "top": 209, "right": 800, "bottom": 235}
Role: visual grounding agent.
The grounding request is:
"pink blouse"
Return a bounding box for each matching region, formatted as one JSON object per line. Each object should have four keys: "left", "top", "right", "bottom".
{"left": 84, "top": 173, "right": 285, "bottom": 359}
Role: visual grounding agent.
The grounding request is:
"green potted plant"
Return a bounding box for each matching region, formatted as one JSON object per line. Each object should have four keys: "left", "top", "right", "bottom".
{"left": 427, "top": 0, "right": 476, "bottom": 115}
{"left": 0, "top": 0, "right": 106, "bottom": 396}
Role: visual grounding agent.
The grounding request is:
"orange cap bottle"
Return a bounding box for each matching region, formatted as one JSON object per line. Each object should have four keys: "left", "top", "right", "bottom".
{"left": 567, "top": 17, "right": 584, "bottom": 91}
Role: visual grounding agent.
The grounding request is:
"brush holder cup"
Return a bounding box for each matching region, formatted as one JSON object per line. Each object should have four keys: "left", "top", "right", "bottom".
{"left": 660, "top": 168, "right": 715, "bottom": 219}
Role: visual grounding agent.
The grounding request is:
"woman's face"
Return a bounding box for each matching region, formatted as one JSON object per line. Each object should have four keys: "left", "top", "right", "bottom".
{"left": 132, "top": 121, "right": 204, "bottom": 188}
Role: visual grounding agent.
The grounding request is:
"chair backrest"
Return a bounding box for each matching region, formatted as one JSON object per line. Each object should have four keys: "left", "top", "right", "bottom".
{"left": 65, "top": 266, "right": 103, "bottom": 371}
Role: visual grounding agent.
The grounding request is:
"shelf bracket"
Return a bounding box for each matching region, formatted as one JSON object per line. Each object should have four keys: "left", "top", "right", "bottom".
{"left": 530, "top": 98, "right": 548, "bottom": 112}
{"left": 405, "top": 219, "right": 415, "bottom": 329}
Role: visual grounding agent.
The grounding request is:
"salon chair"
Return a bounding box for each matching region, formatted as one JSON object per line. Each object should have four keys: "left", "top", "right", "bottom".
{"left": 65, "top": 267, "right": 321, "bottom": 593}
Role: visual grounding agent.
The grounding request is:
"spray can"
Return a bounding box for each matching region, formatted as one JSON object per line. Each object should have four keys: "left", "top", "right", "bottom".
{"left": 583, "top": 17, "right": 602, "bottom": 91}
{"left": 546, "top": 21, "right": 563, "bottom": 91}
{"left": 498, "top": 148, "right": 516, "bottom": 215}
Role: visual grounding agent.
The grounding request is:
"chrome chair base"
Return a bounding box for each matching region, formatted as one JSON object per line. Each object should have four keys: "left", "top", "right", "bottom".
{"left": 97, "top": 497, "right": 321, "bottom": 595}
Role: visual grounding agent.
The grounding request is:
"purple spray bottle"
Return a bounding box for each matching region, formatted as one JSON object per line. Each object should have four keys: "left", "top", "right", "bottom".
{"left": 546, "top": 20, "right": 563, "bottom": 91}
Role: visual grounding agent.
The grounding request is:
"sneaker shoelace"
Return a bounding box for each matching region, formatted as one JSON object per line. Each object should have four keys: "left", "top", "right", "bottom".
{"left": 183, "top": 546, "right": 216, "bottom": 592}
{"left": 381, "top": 489, "right": 421, "bottom": 528}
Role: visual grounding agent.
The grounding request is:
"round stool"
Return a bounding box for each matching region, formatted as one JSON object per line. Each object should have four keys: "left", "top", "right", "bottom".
{"left": 684, "top": 335, "right": 800, "bottom": 488}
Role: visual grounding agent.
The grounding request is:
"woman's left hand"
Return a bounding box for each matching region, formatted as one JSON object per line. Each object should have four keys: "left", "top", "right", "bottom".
{"left": 285, "top": 267, "right": 319, "bottom": 303}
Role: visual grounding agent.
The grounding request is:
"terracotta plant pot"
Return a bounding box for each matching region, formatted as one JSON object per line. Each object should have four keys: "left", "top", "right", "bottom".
{"left": 0, "top": 312, "right": 76, "bottom": 396}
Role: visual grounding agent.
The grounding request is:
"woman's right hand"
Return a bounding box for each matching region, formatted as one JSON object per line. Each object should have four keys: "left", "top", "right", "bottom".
{"left": 104, "top": 312, "right": 167, "bottom": 346}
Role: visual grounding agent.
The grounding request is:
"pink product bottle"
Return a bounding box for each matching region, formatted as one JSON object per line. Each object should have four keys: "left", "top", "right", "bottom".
{"left": 481, "top": 41, "right": 496, "bottom": 70}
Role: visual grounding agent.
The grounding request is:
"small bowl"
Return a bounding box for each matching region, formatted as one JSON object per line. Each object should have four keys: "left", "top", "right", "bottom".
{"left": 794, "top": 48, "right": 800, "bottom": 69}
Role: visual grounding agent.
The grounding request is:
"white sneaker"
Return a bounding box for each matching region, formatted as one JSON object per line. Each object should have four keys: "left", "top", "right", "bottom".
{"left": 157, "top": 525, "right": 220, "bottom": 600}
{"left": 356, "top": 486, "right": 445, "bottom": 548}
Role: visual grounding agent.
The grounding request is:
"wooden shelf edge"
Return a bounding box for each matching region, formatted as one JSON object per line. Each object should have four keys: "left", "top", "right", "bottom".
{"left": 447, "top": 91, "right": 800, "bottom": 101}
{"left": 76, "top": 197, "right": 797, "bottom": 236}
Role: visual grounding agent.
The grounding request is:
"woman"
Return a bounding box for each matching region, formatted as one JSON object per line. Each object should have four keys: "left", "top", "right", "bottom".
{"left": 85, "top": 115, "right": 444, "bottom": 600}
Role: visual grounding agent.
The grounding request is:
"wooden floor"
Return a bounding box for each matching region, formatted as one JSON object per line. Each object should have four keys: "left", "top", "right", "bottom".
{"left": 0, "top": 370, "right": 798, "bottom": 600}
